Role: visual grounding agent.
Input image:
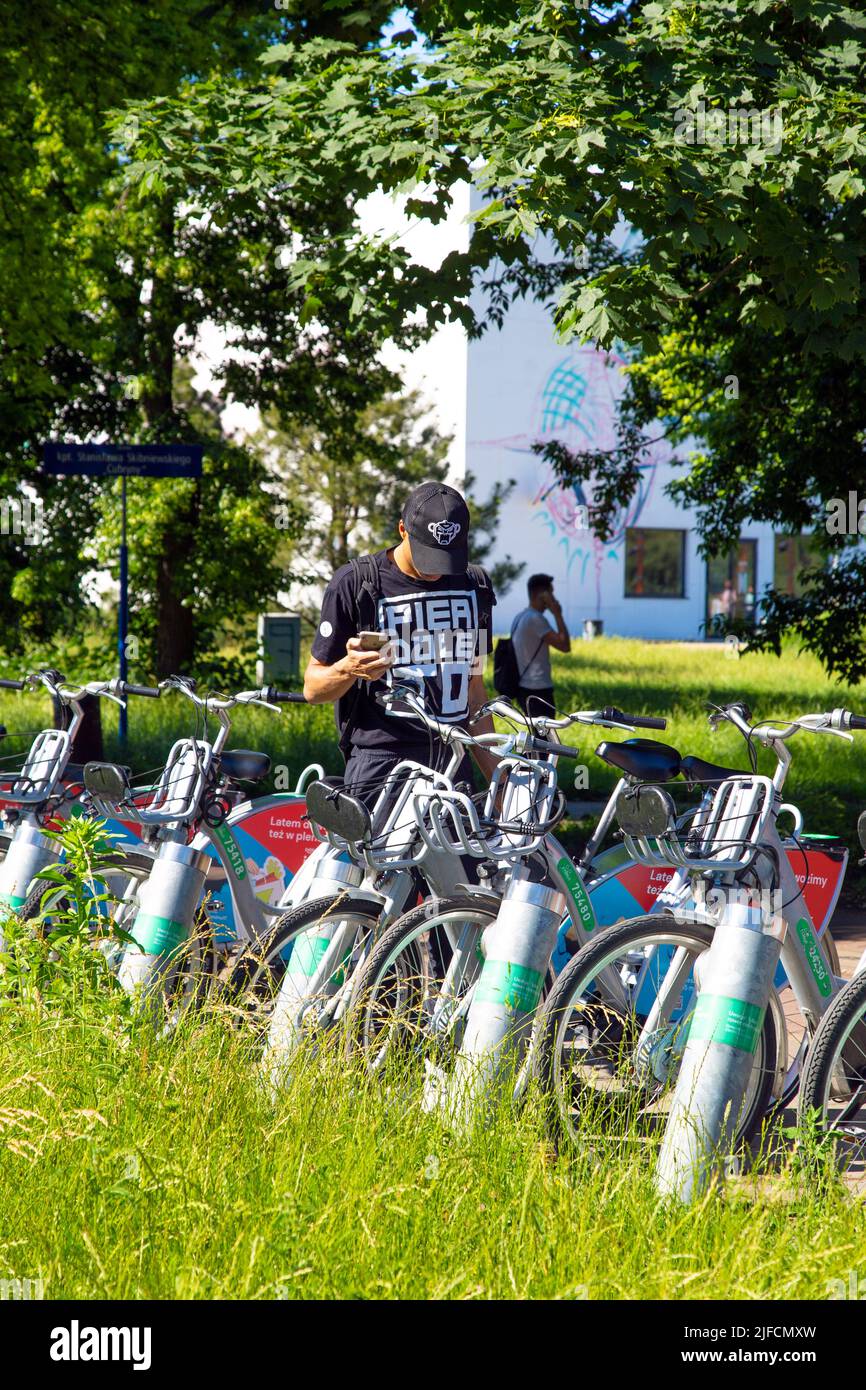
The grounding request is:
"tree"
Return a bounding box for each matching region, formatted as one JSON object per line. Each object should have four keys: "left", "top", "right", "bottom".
{"left": 254, "top": 387, "right": 448, "bottom": 584}
{"left": 112, "top": 1, "right": 866, "bottom": 675}
{"left": 92, "top": 364, "right": 305, "bottom": 683}
{"left": 252, "top": 386, "right": 523, "bottom": 610}
{"left": 117, "top": 2, "right": 866, "bottom": 357}
{"left": 0, "top": 1, "right": 422, "bottom": 672}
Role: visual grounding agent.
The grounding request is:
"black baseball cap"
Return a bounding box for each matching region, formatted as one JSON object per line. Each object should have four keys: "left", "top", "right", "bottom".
{"left": 401, "top": 482, "right": 470, "bottom": 576}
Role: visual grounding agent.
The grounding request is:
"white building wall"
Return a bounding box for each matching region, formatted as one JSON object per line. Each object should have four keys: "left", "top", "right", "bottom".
{"left": 466, "top": 264, "right": 777, "bottom": 637}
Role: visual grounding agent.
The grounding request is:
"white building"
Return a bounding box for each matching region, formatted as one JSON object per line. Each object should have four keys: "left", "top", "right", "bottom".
{"left": 466, "top": 249, "right": 809, "bottom": 638}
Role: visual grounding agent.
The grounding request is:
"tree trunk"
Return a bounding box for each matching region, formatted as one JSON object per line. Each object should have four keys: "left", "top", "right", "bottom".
{"left": 52, "top": 693, "right": 104, "bottom": 763}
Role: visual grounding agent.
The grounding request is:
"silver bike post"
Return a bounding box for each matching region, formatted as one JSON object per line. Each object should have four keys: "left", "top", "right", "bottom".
{"left": 118, "top": 840, "right": 211, "bottom": 994}
{"left": 0, "top": 676, "right": 85, "bottom": 943}
{"left": 447, "top": 874, "right": 566, "bottom": 1129}
{"left": 263, "top": 855, "right": 365, "bottom": 1066}
{"left": 655, "top": 899, "right": 786, "bottom": 1203}
{"left": 0, "top": 824, "right": 62, "bottom": 936}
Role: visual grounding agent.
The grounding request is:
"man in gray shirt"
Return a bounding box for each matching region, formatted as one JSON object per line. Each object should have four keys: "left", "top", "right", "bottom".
{"left": 510, "top": 573, "right": 571, "bottom": 716}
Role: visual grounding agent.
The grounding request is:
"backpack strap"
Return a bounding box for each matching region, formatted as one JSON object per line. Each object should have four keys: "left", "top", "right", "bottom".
{"left": 466, "top": 561, "right": 495, "bottom": 627}
{"left": 348, "top": 554, "right": 380, "bottom": 629}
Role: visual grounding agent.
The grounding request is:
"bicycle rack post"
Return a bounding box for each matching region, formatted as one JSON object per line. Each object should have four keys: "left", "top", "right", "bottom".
{"left": 445, "top": 877, "right": 566, "bottom": 1130}
{"left": 118, "top": 840, "right": 211, "bottom": 995}
{"left": 655, "top": 901, "right": 786, "bottom": 1203}
{"left": 263, "top": 856, "right": 366, "bottom": 1081}
{"left": 0, "top": 825, "right": 62, "bottom": 945}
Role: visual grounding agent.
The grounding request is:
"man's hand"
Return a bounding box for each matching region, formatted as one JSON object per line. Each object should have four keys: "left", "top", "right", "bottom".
{"left": 303, "top": 639, "right": 391, "bottom": 703}
{"left": 337, "top": 637, "right": 392, "bottom": 683}
{"left": 547, "top": 594, "right": 563, "bottom": 617}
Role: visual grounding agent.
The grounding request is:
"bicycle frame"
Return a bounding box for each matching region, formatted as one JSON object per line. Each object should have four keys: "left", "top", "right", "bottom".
{"left": 0, "top": 675, "right": 146, "bottom": 937}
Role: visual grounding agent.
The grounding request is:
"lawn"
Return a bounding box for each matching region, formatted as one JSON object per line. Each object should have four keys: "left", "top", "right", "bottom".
{"left": 0, "top": 996, "right": 863, "bottom": 1301}
{"left": 2, "top": 637, "right": 864, "bottom": 890}
{"left": 1, "top": 636, "right": 866, "bottom": 1301}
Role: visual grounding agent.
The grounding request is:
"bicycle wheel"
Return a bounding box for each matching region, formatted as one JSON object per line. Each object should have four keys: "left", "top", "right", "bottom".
{"left": 798, "top": 969, "right": 866, "bottom": 1173}
{"left": 346, "top": 892, "right": 502, "bottom": 1082}
{"left": 15, "top": 851, "right": 218, "bottom": 1013}
{"left": 226, "top": 892, "right": 383, "bottom": 1042}
{"left": 537, "top": 913, "right": 779, "bottom": 1159}
{"left": 18, "top": 848, "right": 156, "bottom": 929}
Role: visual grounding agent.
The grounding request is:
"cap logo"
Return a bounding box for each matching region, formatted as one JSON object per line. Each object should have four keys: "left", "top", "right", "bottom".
{"left": 427, "top": 520, "right": 461, "bottom": 546}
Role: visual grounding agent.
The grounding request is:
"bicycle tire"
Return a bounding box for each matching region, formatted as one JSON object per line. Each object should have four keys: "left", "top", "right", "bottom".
{"left": 798, "top": 968, "right": 866, "bottom": 1136}
{"left": 537, "top": 912, "right": 778, "bottom": 1154}
{"left": 226, "top": 892, "right": 384, "bottom": 1036}
{"left": 345, "top": 891, "right": 502, "bottom": 1071}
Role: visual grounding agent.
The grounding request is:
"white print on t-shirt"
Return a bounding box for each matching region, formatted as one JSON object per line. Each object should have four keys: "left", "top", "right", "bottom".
{"left": 377, "top": 588, "right": 484, "bottom": 721}
{"left": 319, "top": 620, "right": 333, "bottom": 637}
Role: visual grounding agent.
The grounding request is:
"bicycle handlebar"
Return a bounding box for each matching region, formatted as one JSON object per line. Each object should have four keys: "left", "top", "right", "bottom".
{"left": 528, "top": 737, "right": 583, "bottom": 759}
{"left": 598, "top": 707, "right": 666, "bottom": 731}
{"left": 0, "top": 678, "right": 25, "bottom": 690}
{"left": 265, "top": 688, "right": 307, "bottom": 704}
{"left": 118, "top": 681, "right": 161, "bottom": 699}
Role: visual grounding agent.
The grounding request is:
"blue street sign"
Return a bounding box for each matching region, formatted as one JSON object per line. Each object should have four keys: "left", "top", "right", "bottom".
{"left": 43, "top": 443, "right": 203, "bottom": 478}
{"left": 42, "top": 442, "right": 204, "bottom": 744}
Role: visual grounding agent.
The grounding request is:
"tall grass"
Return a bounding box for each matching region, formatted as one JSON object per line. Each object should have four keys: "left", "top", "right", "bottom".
{"left": 2, "top": 637, "right": 863, "bottom": 875}
{"left": 1, "top": 987, "right": 865, "bottom": 1301}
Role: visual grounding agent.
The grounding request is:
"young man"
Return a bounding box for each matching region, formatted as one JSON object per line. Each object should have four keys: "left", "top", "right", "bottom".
{"left": 304, "top": 481, "right": 498, "bottom": 802}
{"left": 510, "top": 573, "right": 570, "bottom": 716}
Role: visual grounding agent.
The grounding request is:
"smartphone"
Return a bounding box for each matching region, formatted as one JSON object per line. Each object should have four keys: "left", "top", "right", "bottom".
{"left": 357, "top": 630, "right": 389, "bottom": 651}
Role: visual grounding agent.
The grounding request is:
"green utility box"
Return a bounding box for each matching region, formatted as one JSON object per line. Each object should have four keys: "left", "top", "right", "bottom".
{"left": 256, "top": 612, "right": 301, "bottom": 686}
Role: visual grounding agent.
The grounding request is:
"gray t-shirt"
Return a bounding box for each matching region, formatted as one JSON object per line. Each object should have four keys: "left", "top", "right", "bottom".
{"left": 511, "top": 607, "right": 553, "bottom": 688}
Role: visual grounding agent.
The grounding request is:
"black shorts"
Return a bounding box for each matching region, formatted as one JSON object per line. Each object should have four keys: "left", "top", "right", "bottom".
{"left": 516, "top": 686, "right": 556, "bottom": 718}
{"left": 343, "top": 745, "right": 476, "bottom": 810}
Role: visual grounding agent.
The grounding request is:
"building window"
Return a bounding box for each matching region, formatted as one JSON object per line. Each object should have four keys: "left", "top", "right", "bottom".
{"left": 774, "top": 534, "right": 817, "bottom": 598}
{"left": 625, "top": 528, "right": 686, "bottom": 598}
{"left": 706, "top": 540, "right": 757, "bottom": 631}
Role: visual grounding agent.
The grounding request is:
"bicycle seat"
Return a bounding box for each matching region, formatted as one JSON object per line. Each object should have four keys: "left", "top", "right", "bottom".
{"left": 306, "top": 779, "right": 371, "bottom": 843}
{"left": 680, "top": 754, "right": 744, "bottom": 787}
{"left": 594, "top": 738, "right": 682, "bottom": 783}
{"left": 220, "top": 749, "right": 271, "bottom": 783}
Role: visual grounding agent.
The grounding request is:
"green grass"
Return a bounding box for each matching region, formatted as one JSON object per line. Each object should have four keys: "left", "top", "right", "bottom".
{"left": 2, "top": 636, "right": 866, "bottom": 1300}
{"left": 3, "top": 637, "right": 864, "bottom": 891}
{"left": 1, "top": 995, "right": 865, "bottom": 1301}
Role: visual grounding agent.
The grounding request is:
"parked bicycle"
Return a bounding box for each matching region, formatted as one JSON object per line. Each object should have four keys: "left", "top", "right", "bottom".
{"left": 257, "top": 685, "right": 668, "bottom": 1089}
{"left": 798, "top": 809, "right": 866, "bottom": 1175}
{"left": 535, "top": 701, "right": 864, "bottom": 1201}
{"left": 0, "top": 670, "right": 155, "bottom": 944}
{"left": 79, "top": 676, "right": 322, "bottom": 1009}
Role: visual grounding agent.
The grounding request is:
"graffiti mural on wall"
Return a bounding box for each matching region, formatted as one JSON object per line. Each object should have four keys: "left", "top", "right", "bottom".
{"left": 470, "top": 345, "right": 667, "bottom": 618}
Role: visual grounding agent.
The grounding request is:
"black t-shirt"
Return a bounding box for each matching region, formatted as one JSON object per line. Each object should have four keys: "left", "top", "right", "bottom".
{"left": 311, "top": 549, "right": 496, "bottom": 752}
